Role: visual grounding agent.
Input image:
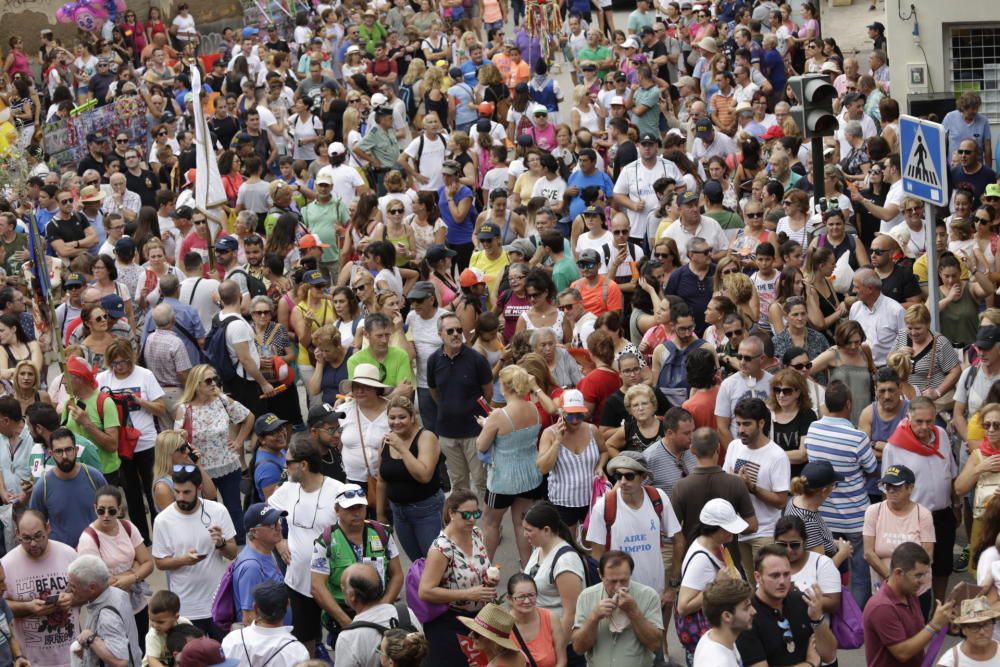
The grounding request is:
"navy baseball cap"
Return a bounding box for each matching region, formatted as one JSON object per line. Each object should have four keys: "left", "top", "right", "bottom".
{"left": 101, "top": 294, "right": 126, "bottom": 319}
{"left": 215, "top": 236, "right": 239, "bottom": 252}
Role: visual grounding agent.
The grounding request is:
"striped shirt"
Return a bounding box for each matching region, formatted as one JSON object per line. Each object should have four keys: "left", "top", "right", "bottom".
{"left": 889, "top": 332, "right": 960, "bottom": 394}
{"left": 548, "top": 427, "right": 600, "bottom": 508}
{"left": 644, "top": 441, "right": 699, "bottom": 496}
{"left": 803, "top": 416, "right": 878, "bottom": 533}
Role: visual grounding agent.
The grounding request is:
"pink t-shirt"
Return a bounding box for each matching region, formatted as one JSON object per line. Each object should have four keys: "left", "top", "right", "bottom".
{"left": 1, "top": 542, "right": 79, "bottom": 667}
{"left": 863, "top": 501, "right": 936, "bottom": 594}
{"left": 77, "top": 520, "right": 144, "bottom": 576}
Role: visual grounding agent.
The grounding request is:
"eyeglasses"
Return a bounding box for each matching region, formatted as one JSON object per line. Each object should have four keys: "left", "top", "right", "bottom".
{"left": 615, "top": 471, "right": 640, "bottom": 481}
{"left": 173, "top": 464, "right": 197, "bottom": 473}
{"left": 457, "top": 509, "right": 483, "bottom": 520}
{"left": 292, "top": 484, "right": 322, "bottom": 529}
{"left": 620, "top": 366, "right": 642, "bottom": 375}
{"left": 252, "top": 310, "right": 272, "bottom": 316}
{"left": 203, "top": 376, "right": 220, "bottom": 386}
{"left": 443, "top": 327, "right": 463, "bottom": 335}
{"left": 96, "top": 507, "right": 119, "bottom": 516}
{"left": 736, "top": 354, "right": 759, "bottom": 362}
{"left": 51, "top": 446, "right": 76, "bottom": 457}
{"left": 790, "top": 361, "right": 812, "bottom": 371}
{"left": 388, "top": 208, "right": 404, "bottom": 214}
{"left": 111, "top": 358, "right": 130, "bottom": 368}
{"left": 775, "top": 540, "right": 803, "bottom": 550}
{"left": 19, "top": 532, "right": 46, "bottom": 544}
{"left": 337, "top": 488, "right": 366, "bottom": 500}
{"left": 512, "top": 594, "right": 537, "bottom": 602}
{"left": 773, "top": 386, "right": 797, "bottom": 395}
{"left": 984, "top": 422, "right": 1000, "bottom": 431}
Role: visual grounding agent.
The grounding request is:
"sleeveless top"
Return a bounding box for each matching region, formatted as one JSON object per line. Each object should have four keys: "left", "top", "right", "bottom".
{"left": 379, "top": 428, "right": 441, "bottom": 504}
{"left": 872, "top": 399, "right": 909, "bottom": 444}
{"left": 424, "top": 91, "right": 449, "bottom": 126}
{"left": 548, "top": 427, "right": 598, "bottom": 508}
{"left": 488, "top": 210, "right": 517, "bottom": 245}
{"left": 574, "top": 105, "right": 600, "bottom": 134}
{"left": 430, "top": 272, "right": 459, "bottom": 308}
{"left": 521, "top": 309, "right": 565, "bottom": 343}
{"left": 515, "top": 608, "right": 558, "bottom": 667}
{"left": 487, "top": 407, "right": 543, "bottom": 495}
{"left": 940, "top": 285, "right": 980, "bottom": 348}
{"left": 381, "top": 225, "right": 413, "bottom": 267}
{"left": 829, "top": 353, "right": 872, "bottom": 424}
{"left": 153, "top": 474, "right": 174, "bottom": 513}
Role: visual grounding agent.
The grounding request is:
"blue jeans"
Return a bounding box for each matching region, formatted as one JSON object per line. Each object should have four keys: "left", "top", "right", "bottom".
{"left": 391, "top": 490, "right": 445, "bottom": 562}
{"left": 835, "top": 531, "right": 870, "bottom": 610}
{"left": 213, "top": 469, "right": 246, "bottom": 545}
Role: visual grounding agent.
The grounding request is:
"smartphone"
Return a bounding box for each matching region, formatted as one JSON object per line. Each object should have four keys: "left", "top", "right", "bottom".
{"left": 188, "top": 450, "right": 199, "bottom": 464}
{"left": 76, "top": 399, "right": 86, "bottom": 410}
{"left": 44, "top": 594, "right": 59, "bottom": 605}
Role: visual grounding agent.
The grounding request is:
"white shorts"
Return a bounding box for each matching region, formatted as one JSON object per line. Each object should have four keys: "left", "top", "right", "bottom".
{"left": 594, "top": 0, "right": 612, "bottom": 10}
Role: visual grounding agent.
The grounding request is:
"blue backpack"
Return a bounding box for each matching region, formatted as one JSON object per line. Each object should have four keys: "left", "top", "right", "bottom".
{"left": 549, "top": 544, "right": 600, "bottom": 588}
{"left": 204, "top": 316, "right": 240, "bottom": 383}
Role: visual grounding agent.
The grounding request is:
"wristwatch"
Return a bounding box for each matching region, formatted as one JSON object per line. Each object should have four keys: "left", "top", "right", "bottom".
{"left": 83, "top": 634, "right": 98, "bottom": 648}
{"left": 668, "top": 578, "right": 681, "bottom": 588}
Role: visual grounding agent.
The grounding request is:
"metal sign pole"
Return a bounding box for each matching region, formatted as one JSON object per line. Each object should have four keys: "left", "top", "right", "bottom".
{"left": 926, "top": 204, "right": 940, "bottom": 332}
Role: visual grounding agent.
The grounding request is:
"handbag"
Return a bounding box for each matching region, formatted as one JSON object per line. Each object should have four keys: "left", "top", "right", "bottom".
{"left": 923, "top": 336, "right": 956, "bottom": 412}
{"left": 828, "top": 588, "right": 864, "bottom": 649}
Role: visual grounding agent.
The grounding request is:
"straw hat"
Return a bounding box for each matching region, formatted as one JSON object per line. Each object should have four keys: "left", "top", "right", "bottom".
{"left": 338, "top": 363, "right": 389, "bottom": 394}
{"left": 457, "top": 603, "right": 518, "bottom": 650}
{"left": 954, "top": 597, "right": 1000, "bottom": 625}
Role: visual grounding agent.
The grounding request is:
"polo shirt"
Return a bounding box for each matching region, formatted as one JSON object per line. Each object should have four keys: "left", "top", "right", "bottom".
{"left": 347, "top": 347, "right": 414, "bottom": 388}
{"left": 736, "top": 591, "right": 815, "bottom": 666}
{"left": 879, "top": 265, "right": 921, "bottom": 304}
{"left": 669, "top": 465, "right": 756, "bottom": 545}
{"left": 426, "top": 345, "right": 493, "bottom": 438}
{"left": 577, "top": 46, "right": 612, "bottom": 79}
{"left": 664, "top": 264, "right": 715, "bottom": 335}
{"left": 862, "top": 582, "right": 925, "bottom": 667}
{"left": 942, "top": 109, "right": 992, "bottom": 159}
{"left": 573, "top": 580, "right": 662, "bottom": 666}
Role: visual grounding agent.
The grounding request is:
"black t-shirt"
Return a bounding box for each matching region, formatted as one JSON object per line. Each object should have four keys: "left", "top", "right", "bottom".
{"left": 643, "top": 40, "right": 670, "bottom": 83}
{"left": 125, "top": 169, "right": 160, "bottom": 209}
{"left": 209, "top": 115, "right": 241, "bottom": 150}
{"left": 265, "top": 39, "right": 290, "bottom": 54}
{"left": 881, "top": 264, "right": 921, "bottom": 304}
{"left": 76, "top": 153, "right": 106, "bottom": 178}
{"left": 771, "top": 408, "right": 817, "bottom": 478}
{"left": 600, "top": 387, "right": 671, "bottom": 428}
{"left": 613, "top": 141, "right": 638, "bottom": 182}
{"left": 736, "top": 591, "right": 815, "bottom": 666}
{"left": 45, "top": 215, "right": 89, "bottom": 245}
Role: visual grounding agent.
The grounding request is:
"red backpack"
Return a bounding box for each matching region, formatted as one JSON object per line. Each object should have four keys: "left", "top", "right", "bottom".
{"left": 603, "top": 486, "right": 665, "bottom": 551}
{"left": 96, "top": 389, "right": 142, "bottom": 460}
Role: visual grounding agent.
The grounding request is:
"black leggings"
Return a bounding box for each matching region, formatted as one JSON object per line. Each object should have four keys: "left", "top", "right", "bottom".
{"left": 120, "top": 448, "right": 156, "bottom": 543}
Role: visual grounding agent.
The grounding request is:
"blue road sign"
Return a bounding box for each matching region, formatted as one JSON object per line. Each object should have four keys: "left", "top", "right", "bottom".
{"left": 900, "top": 114, "right": 948, "bottom": 206}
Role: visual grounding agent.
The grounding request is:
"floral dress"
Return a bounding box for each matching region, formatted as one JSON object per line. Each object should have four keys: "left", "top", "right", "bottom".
{"left": 184, "top": 395, "right": 250, "bottom": 479}
{"left": 431, "top": 526, "right": 492, "bottom": 613}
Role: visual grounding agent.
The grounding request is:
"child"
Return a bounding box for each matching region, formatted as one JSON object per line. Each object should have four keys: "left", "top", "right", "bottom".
{"left": 144, "top": 591, "right": 192, "bottom": 667}
{"left": 749, "top": 242, "right": 778, "bottom": 333}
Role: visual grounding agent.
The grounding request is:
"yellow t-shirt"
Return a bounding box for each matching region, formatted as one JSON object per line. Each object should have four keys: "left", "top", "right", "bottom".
{"left": 470, "top": 250, "right": 510, "bottom": 308}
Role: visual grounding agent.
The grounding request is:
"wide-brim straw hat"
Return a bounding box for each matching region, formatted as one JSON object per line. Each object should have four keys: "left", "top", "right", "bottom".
{"left": 954, "top": 596, "right": 1000, "bottom": 625}
{"left": 338, "top": 363, "right": 389, "bottom": 394}
{"left": 458, "top": 603, "right": 519, "bottom": 651}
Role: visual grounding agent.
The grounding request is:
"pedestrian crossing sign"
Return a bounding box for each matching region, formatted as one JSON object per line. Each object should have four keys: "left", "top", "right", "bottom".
{"left": 900, "top": 114, "right": 948, "bottom": 206}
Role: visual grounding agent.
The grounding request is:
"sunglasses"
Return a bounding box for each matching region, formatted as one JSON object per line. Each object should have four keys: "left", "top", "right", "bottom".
{"left": 957, "top": 149, "right": 973, "bottom": 155}
{"left": 654, "top": 252, "right": 670, "bottom": 259}
{"left": 59, "top": 198, "right": 73, "bottom": 204}
{"left": 564, "top": 413, "right": 585, "bottom": 422}
{"left": 976, "top": 217, "right": 992, "bottom": 224}
{"left": 157, "top": 131, "right": 168, "bottom": 137}
{"left": 615, "top": 471, "right": 640, "bottom": 481}
{"left": 388, "top": 208, "right": 404, "bottom": 214}
{"left": 726, "top": 328, "right": 744, "bottom": 337}
{"left": 95, "top": 507, "right": 119, "bottom": 516}
{"left": 252, "top": 310, "right": 271, "bottom": 316}
{"left": 85, "top": 180, "right": 99, "bottom": 186}
{"left": 577, "top": 262, "right": 598, "bottom": 269}
{"left": 444, "top": 327, "right": 462, "bottom": 335}
{"left": 870, "top": 248, "right": 889, "bottom": 255}
{"left": 203, "top": 376, "right": 220, "bottom": 386}
{"left": 193, "top": 219, "right": 208, "bottom": 225}
{"left": 457, "top": 509, "right": 483, "bottom": 520}
{"left": 904, "top": 206, "right": 923, "bottom": 213}
{"left": 984, "top": 422, "right": 1000, "bottom": 432}
{"left": 775, "top": 540, "right": 803, "bottom": 550}
{"left": 558, "top": 304, "right": 576, "bottom": 311}
{"left": 773, "top": 386, "right": 797, "bottom": 395}
{"left": 790, "top": 361, "right": 812, "bottom": 371}
{"left": 116, "top": 138, "right": 128, "bottom": 143}
{"left": 736, "top": 354, "right": 759, "bottom": 362}
{"left": 746, "top": 212, "right": 763, "bottom": 218}
{"left": 337, "top": 488, "right": 366, "bottom": 500}
{"left": 172, "top": 464, "right": 197, "bottom": 473}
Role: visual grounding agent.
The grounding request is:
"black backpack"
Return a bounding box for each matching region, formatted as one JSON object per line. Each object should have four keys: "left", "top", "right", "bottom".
{"left": 228, "top": 268, "right": 267, "bottom": 298}
{"left": 340, "top": 602, "right": 419, "bottom": 634}
{"left": 204, "top": 316, "right": 240, "bottom": 383}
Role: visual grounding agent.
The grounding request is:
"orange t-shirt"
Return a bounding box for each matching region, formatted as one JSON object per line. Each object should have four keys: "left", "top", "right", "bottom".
{"left": 507, "top": 60, "right": 530, "bottom": 91}
{"left": 574, "top": 276, "right": 623, "bottom": 317}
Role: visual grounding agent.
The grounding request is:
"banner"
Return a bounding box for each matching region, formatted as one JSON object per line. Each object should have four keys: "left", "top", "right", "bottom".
{"left": 42, "top": 95, "right": 148, "bottom": 166}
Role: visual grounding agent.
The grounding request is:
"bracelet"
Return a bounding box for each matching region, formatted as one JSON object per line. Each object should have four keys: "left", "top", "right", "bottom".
{"left": 214, "top": 539, "right": 226, "bottom": 550}
{"left": 924, "top": 624, "right": 939, "bottom": 634}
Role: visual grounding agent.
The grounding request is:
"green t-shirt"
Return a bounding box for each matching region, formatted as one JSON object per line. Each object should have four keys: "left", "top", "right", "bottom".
{"left": 578, "top": 46, "right": 612, "bottom": 79}
{"left": 706, "top": 210, "right": 745, "bottom": 233}
{"left": 63, "top": 391, "right": 121, "bottom": 474}
{"left": 347, "top": 347, "right": 414, "bottom": 388}
{"left": 552, "top": 255, "right": 581, "bottom": 293}
{"left": 302, "top": 197, "right": 348, "bottom": 264}
{"left": 631, "top": 85, "right": 661, "bottom": 138}
{"left": 1, "top": 233, "right": 27, "bottom": 277}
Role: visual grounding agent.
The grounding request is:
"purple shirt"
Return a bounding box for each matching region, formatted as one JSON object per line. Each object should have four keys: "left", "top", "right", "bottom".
{"left": 515, "top": 29, "right": 542, "bottom": 69}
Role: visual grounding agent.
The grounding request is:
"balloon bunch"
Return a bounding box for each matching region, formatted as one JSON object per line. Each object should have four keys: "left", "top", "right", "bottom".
{"left": 55, "top": 0, "right": 125, "bottom": 32}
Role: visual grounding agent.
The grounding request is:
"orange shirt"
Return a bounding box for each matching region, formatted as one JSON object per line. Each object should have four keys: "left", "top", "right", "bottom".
{"left": 507, "top": 60, "right": 530, "bottom": 91}
{"left": 573, "top": 275, "right": 623, "bottom": 317}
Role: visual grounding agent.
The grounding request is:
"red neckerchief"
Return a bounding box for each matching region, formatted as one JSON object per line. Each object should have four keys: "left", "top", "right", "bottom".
{"left": 887, "top": 418, "right": 944, "bottom": 459}
{"left": 980, "top": 437, "right": 1000, "bottom": 458}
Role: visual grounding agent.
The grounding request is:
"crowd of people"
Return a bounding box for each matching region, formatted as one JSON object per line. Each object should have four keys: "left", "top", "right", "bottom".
{"left": 1, "top": 0, "right": 1000, "bottom": 665}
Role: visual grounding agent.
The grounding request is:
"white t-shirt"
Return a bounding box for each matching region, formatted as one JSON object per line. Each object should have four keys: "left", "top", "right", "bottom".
{"left": 723, "top": 439, "right": 791, "bottom": 541}
{"left": 585, "top": 488, "right": 681, "bottom": 593}
{"left": 693, "top": 631, "right": 742, "bottom": 667}
{"left": 403, "top": 133, "right": 449, "bottom": 192}
{"left": 179, "top": 276, "right": 221, "bottom": 332}
{"left": 660, "top": 216, "right": 729, "bottom": 263}
{"left": 936, "top": 644, "right": 1000, "bottom": 667}
{"left": 267, "top": 477, "right": 344, "bottom": 596}
{"left": 531, "top": 175, "right": 568, "bottom": 210}
{"left": 151, "top": 499, "right": 236, "bottom": 619}
{"left": 95, "top": 366, "right": 165, "bottom": 453}
{"left": 524, "top": 541, "right": 586, "bottom": 612}
{"left": 339, "top": 398, "right": 390, "bottom": 482}
{"left": 171, "top": 13, "right": 197, "bottom": 38}
{"left": 679, "top": 541, "right": 725, "bottom": 591}
{"left": 220, "top": 312, "right": 260, "bottom": 380}
{"left": 614, "top": 158, "right": 684, "bottom": 239}
{"left": 319, "top": 164, "right": 367, "bottom": 208}
{"left": 791, "top": 551, "right": 841, "bottom": 596}
{"left": 715, "top": 372, "right": 773, "bottom": 439}
{"left": 881, "top": 179, "right": 906, "bottom": 232}
{"left": 406, "top": 308, "right": 448, "bottom": 388}
{"left": 575, "top": 230, "right": 616, "bottom": 275}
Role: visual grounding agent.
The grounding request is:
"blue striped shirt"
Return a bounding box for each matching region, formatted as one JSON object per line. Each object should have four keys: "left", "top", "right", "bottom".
{"left": 803, "top": 416, "right": 878, "bottom": 533}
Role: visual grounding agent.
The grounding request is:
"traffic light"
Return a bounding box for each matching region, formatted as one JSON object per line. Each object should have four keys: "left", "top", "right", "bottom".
{"left": 788, "top": 74, "right": 838, "bottom": 139}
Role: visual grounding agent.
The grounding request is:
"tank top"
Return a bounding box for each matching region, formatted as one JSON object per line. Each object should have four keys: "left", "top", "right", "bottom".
{"left": 489, "top": 210, "right": 517, "bottom": 245}
{"left": 153, "top": 475, "right": 175, "bottom": 513}
{"left": 829, "top": 353, "right": 872, "bottom": 424}
{"left": 382, "top": 225, "right": 414, "bottom": 267}
{"left": 296, "top": 299, "right": 335, "bottom": 366}
{"left": 871, "top": 399, "right": 909, "bottom": 444}
{"left": 574, "top": 105, "right": 600, "bottom": 134}
{"left": 515, "top": 608, "right": 558, "bottom": 667}
{"left": 521, "top": 309, "right": 565, "bottom": 343}
{"left": 548, "top": 427, "right": 598, "bottom": 508}
{"left": 488, "top": 407, "right": 543, "bottom": 495}
{"left": 431, "top": 272, "right": 459, "bottom": 308}
{"left": 940, "top": 285, "right": 980, "bottom": 348}
{"left": 379, "top": 428, "right": 441, "bottom": 504}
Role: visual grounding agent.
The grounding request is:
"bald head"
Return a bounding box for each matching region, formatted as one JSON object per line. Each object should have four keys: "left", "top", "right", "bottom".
{"left": 219, "top": 280, "right": 241, "bottom": 306}
{"left": 341, "top": 563, "right": 383, "bottom": 610}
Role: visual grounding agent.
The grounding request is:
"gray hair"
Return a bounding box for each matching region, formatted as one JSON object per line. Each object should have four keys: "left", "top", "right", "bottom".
{"left": 250, "top": 295, "right": 274, "bottom": 312}
{"left": 152, "top": 303, "right": 175, "bottom": 328}
{"left": 82, "top": 169, "right": 101, "bottom": 182}
{"left": 530, "top": 328, "right": 556, "bottom": 347}
{"left": 159, "top": 273, "right": 180, "bottom": 298}
{"left": 686, "top": 236, "right": 709, "bottom": 255}
{"left": 843, "top": 121, "right": 863, "bottom": 139}
{"left": 558, "top": 287, "right": 583, "bottom": 302}
{"left": 237, "top": 210, "right": 258, "bottom": 229}
{"left": 855, "top": 267, "right": 882, "bottom": 289}
{"left": 68, "top": 554, "right": 110, "bottom": 588}
{"left": 739, "top": 335, "right": 764, "bottom": 355}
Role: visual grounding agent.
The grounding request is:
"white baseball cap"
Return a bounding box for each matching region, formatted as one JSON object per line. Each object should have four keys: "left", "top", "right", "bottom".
{"left": 328, "top": 142, "right": 346, "bottom": 157}
{"left": 610, "top": 95, "right": 626, "bottom": 106}
{"left": 699, "top": 498, "right": 748, "bottom": 534}
{"left": 370, "top": 93, "right": 388, "bottom": 107}
{"left": 335, "top": 483, "right": 368, "bottom": 509}
{"left": 561, "top": 389, "right": 587, "bottom": 414}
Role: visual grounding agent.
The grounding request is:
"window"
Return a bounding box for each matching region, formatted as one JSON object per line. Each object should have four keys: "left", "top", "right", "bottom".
{"left": 947, "top": 25, "right": 1000, "bottom": 122}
